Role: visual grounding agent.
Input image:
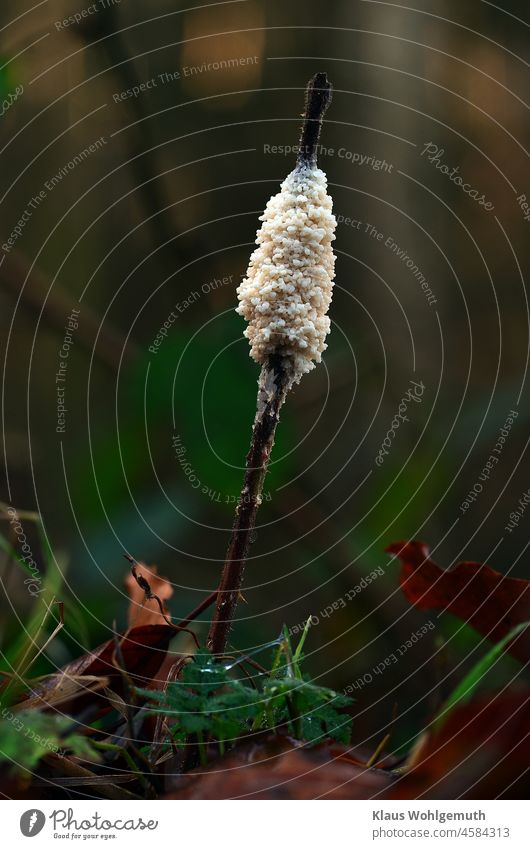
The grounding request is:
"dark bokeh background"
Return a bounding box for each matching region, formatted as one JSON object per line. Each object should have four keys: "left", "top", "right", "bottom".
{"left": 1, "top": 0, "right": 529, "bottom": 751}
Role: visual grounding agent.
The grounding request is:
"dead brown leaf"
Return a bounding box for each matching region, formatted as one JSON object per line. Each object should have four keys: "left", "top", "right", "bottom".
{"left": 124, "top": 563, "right": 174, "bottom": 628}
{"left": 388, "top": 690, "right": 530, "bottom": 799}
{"left": 167, "top": 734, "right": 395, "bottom": 799}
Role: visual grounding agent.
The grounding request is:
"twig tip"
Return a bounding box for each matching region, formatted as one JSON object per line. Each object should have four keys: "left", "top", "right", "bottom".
{"left": 298, "top": 72, "right": 333, "bottom": 166}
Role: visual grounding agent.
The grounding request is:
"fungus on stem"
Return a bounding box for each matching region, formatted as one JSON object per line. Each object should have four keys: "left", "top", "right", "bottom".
{"left": 207, "top": 73, "right": 336, "bottom": 656}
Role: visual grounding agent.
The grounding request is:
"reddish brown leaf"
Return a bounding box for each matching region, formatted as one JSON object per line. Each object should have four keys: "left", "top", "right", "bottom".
{"left": 26, "top": 624, "right": 175, "bottom": 706}
{"left": 387, "top": 541, "right": 530, "bottom": 662}
{"left": 167, "top": 734, "right": 395, "bottom": 800}
{"left": 124, "top": 563, "right": 174, "bottom": 627}
{"left": 388, "top": 690, "right": 530, "bottom": 799}
{"left": 65, "top": 624, "right": 174, "bottom": 683}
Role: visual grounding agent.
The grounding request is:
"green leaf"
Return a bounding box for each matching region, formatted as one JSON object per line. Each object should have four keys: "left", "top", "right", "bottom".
{"left": 178, "top": 713, "right": 212, "bottom": 734}
{"left": 0, "top": 709, "right": 100, "bottom": 774}
{"left": 137, "top": 644, "right": 353, "bottom": 756}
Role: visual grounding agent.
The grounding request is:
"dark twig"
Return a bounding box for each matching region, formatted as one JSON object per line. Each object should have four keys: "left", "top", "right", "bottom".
{"left": 297, "top": 72, "right": 333, "bottom": 166}
{"left": 124, "top": 554, "right": 200, "bottom": 648}
{"left": 208, "top": 355, "right": 291, "bottom": 655}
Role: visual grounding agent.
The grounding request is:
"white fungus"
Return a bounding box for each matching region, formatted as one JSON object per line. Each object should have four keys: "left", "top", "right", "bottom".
{"left": 236, "top": 161, "right": 336, "bottom": 384}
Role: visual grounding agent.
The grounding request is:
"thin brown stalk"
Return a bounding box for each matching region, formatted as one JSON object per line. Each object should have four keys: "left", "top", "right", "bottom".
{"left": 207, "top": 355, "right": 291, "bottom": 654}
{"left": 207, "top": 73, "right": 333, "bottom": 657}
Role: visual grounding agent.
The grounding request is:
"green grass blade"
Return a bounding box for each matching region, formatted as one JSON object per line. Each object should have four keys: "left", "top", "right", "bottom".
{"left": 433, "top": 621, "right": 530, "bottom": 731}
{"left": 292, "top": 615, "right": 312, "bottom": 677}
{"left": 2, "top": 522, "right": 65, "bottom": 694}
{"left": 0, "top": 530, "right": 39, "bottom": 581}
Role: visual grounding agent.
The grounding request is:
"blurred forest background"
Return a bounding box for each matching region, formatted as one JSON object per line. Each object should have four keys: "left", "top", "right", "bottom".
{"left": 1, "top": 0, "right": 529, "bottom": 752}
